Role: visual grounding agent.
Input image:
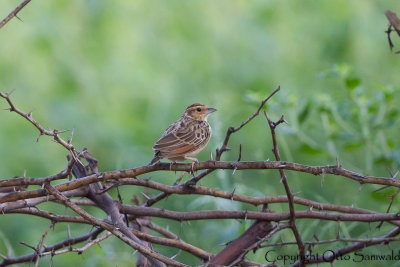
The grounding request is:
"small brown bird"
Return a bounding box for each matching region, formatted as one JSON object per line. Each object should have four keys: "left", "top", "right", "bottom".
{"left": 150, "top": 103, "right": 217, "bottom": 166}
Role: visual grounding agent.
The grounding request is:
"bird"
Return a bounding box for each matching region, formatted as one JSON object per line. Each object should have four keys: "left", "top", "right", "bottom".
{"left": 150, "top": 103, "right": 217, "bottom": 168}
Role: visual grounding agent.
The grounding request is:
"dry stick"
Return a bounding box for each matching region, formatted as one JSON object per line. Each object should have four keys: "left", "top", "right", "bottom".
{"left": 377, "top": 187, "right": 400, "bottom": 229}
{"left": 229, "top": 223, "right": 290, "bottom": 267}
{"left": 38, "top": 232, "right": 113, "bottom": 257}
{"left": 265, "top": 112, "right": 305, "bottom": 267}
{"left": 0, "top": 228, "right": 104, "bottom": 267}
{"left": 68, "top": 199, "right": 96, "bottom": 206}
{"left": 68, "top": 150, "right": 169, "bottom": 267}
{"left": 129, "top": 227, "right": 212, "bottom": 261}
{"left": 208, "top": 204, "right": 275, "bottom": 266}
{"left": 144, "top": 169, "right": 211, "bottom": 207}
{"left": 118, "top": 179, "right": 400, "bottom": 227}
{"left": 290, "top": 227, "right": 400, "bottom": 266}
{"left": 0, "top": 157, "right": 75, "bottom": 189}
{"left": 3, "top": 209, "right": 211, "bottom": 265}
{"left": 44, "top": 183, "right": 188, "bottom": 267}
{"left": 13, "top": 224, "right": 209, "bottom": 264}
{"left": 6, "top": 176, "right": 397, "bottom": 228}
{"left": 6, "top": 207, "right": 88, "bottom": 224}
{"left": 0, "top": 91, "right": 81, "bottom": 165}
{"left": 116, "top": 178, "right": 400, "bottom": 219}
{"left": 144, "top": 86, "right": 281, "bottom": 207}
{"left": 6, "top": 193, "right": 400, "bottom": 227}
{"left": 81, "top": 150, "right": 209, "bottom": 266}
{"left": 137, "top": 219, "right": 179, "bottom": 239}
{"left": 0, "top": 0, "right": 32, "bottom": 29}
{"left": 121, "top": 204, "right": 400, "bottom": 222}
{"left": 262, "top": 236, "right": 400, "bottom": 248}
{"left": 2, "top": 160, "right": 398, "bottom": 199}
{"left": 0, "top": 187, "right": 88, "bottom": 212}
{"left": 34, "top": 221, "right": 55, "bottom": 267}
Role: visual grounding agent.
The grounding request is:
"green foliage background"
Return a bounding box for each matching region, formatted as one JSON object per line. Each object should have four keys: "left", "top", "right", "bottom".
{"left": 1, "top": 1, "right": 400, "bottom": 266}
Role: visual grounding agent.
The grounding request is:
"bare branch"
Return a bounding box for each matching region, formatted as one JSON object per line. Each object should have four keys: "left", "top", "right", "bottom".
{"left": 43, "top": 183, "right": 184, "bottom": 267}
{"left": 0, "top": 91, "right": 82, "bottom": 165}
{"left": 264, "top": 111, "right": 305, "bottom": 266}
{"left": 34, "top": 221, "right": 55, "bottom": 267}
{"left": 2, "top": 160, "right": 397, "bottom": 204}
{"left": 290, "top": 227, "right": 400, "bottom": 266}
{"left": 0, "top": 0, "right": 32, "bottom": 29}
{"left": 208, "top": 205, "right": 276, "bottom": 266}
{"left": 0, "top": 228, "right": 104, "bottom": 266}
{"left": 120, "top": 204, "right": 400, "bottom": 222}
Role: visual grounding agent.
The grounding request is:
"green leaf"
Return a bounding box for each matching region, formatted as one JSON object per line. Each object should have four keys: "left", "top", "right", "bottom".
{"left": 345, "top": 77, "right": 361, "bottom": 91}
{"left": 298, "top": 101, "right": 310, "bottom": 125}
{"left": 387, "top": 110, "right": 399, "bottom": 121}
{"left": 370, "top": 188, "right": 396, "bottom": 202}
{"left": 336, "top": 63, "right": 353, "bottom": 78}
{"left": 299, "top": 144, "right": 324, "bottom": 155}
{"left": 343, "top": 142, "right": 363, "bottom": 150}
{"left": 374, "top": 156, "right": 393, "bottom": 165}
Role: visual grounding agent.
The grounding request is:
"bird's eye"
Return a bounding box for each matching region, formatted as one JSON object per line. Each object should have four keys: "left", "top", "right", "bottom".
{"left": 196, "top": 108, "right": 202, "bottom": 112}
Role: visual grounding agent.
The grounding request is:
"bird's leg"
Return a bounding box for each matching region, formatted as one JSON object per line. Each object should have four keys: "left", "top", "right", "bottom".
{"left": 184, "top": 156, "right": 199, "bottom": 175}
{"left": 170, "top": 160, "right": 177, "bottom": 173}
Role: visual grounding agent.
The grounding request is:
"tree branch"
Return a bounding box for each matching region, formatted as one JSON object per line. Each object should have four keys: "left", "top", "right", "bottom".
{"left": 0, "top": 0, "right": 32, "bottom": 29}
{"left": 265, "top": 112, "right": 305, "bottom": 266}
{"left": 44, "top": 183, "right": 184, "bottom": 267}
{"left": 120, "top": 204, "right": 400, "bottom": 222}
{"left": 2, "top": 160, "right": 396, "bottom": 204}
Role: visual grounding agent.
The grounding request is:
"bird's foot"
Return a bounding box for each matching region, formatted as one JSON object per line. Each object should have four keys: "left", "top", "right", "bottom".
{"left": 184, "top": 157, "right": 199, "bottom": 175}
{"left": 170, "top": 161, "right": 177, "bottom": 174}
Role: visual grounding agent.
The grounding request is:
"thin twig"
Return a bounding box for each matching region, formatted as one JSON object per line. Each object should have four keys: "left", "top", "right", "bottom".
{"left": 264, "top": 112, "right": 305, "bottom": 266}
{"left": 44, "top": 183, "right": 185, "bottom": 267}
{"left": 0, "top": 91, "right": 83, "bottom": 166}
{"left": 121, "top": 204, "right": 400, "bottom": 222}
{"left": 34, "top": 221, "right": 55, "bottom": 267}
{"left": 0, "top": 0, "right": 32, "bottom": 29}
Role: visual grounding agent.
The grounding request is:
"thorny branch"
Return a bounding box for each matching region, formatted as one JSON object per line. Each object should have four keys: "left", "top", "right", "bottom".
{"left": 0, "top": 91, "right": 82, "bottom": 167}
{"left": 264, "top": 112, "right": 305, "bottom": 267}
{"left": 2, "top": 88, "right": 400, "bottom": 266}
{"left": 0, "top": 0, "right": 32, "bottom": 29}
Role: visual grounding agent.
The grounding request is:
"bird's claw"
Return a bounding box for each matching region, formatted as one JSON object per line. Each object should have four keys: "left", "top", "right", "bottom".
{"left": 190, "top": 162, "right": 195, "bottom": 175}
{"left": 170, "top": 161, "right": 177, "bottom": 174}
{"left": 190, "top": 160, "right": 199, "bottom": 175}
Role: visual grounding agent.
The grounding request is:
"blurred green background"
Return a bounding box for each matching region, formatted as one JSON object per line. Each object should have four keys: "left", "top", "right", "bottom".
{"left": 1, "top": 0, "right": 400, "bottom": 266}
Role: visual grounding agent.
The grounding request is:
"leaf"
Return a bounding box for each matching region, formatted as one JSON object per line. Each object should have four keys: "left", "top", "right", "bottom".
{"left": 374, "top": 156, "right": 393, "bottom": 165}
{"left": 336, "top": 63, "right": 353, "bottom": 78}
{"left": 343, "top": 142, "right": 363, "bottom": 150}
{"left": 387, "top": 110, "right": 399, "bottom": 121}
{"left": 345, "top": 77, "right": 361, "bottom": 91}
{"left": 370, "top": 188, "right": 396, "bottom": 202}
{"left": 298, "top": 101, "right": 310, "bottom": 125}
{"left": 299, "top": 144, "right": 324, "bottom": 155}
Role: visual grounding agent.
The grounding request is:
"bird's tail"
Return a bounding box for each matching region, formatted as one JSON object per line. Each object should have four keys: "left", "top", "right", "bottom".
{"left": 149, "top": 152, "right": 163, "bottom": 165}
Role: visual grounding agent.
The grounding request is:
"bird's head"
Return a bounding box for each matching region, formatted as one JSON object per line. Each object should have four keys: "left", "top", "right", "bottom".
{"left": 184, "top": 103, "right": 217, "bottom": 121}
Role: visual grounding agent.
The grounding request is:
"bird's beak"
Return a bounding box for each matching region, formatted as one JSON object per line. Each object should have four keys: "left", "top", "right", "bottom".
{"left": 205, "top": 107, "right": 217, "bottom": 115}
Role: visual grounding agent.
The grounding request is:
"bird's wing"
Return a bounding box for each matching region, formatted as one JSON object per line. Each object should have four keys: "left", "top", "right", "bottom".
{"left": 153, "top": 122, "right": 198, "bottom": 157}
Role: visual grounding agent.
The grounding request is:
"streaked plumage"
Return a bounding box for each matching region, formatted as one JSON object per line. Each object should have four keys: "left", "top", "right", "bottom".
{"left": 150, "top": 103, "right": 216, "bottom": 165}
